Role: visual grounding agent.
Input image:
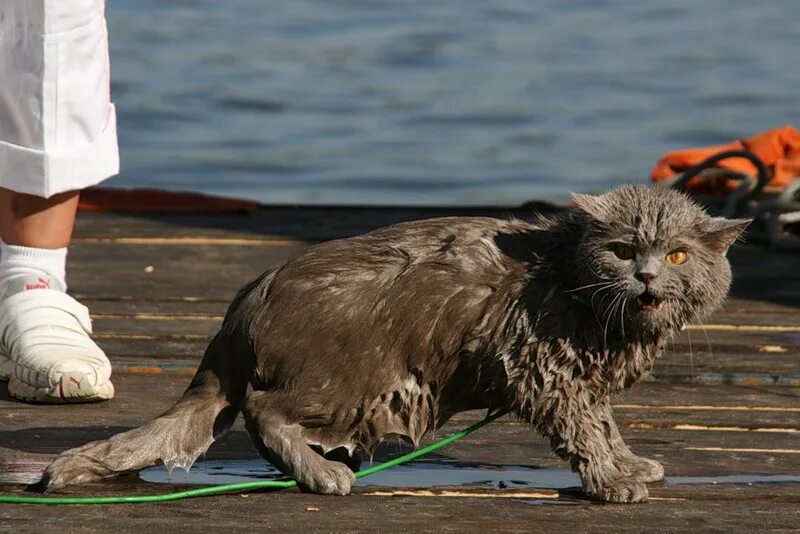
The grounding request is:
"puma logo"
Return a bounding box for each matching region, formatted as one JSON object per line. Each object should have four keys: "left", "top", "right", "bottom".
{"left": 25, "top": 278, "right": 51, "bottom": 291}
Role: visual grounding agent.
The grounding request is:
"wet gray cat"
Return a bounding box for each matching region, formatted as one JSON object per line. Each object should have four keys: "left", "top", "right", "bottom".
{"left": 39, "top": 185, "right": 748, "bottom": 503}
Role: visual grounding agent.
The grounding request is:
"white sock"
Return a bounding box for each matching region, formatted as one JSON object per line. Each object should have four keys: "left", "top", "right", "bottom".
{"left": 0, "top": 242, "right": 68, "bottom": 295}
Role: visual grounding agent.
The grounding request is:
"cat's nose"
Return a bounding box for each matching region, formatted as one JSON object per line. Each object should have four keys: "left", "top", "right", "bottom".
{"left": 635, "top": 271, "right": 657, "bottom": 284}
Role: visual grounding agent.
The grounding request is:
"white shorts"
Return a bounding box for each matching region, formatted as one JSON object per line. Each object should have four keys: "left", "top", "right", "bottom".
{"left": 0, "top": 0, "right": 119, "bottom": 198}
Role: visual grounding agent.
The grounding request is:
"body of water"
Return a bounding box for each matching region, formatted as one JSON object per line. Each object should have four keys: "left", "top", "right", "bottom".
{"left": 106, "top": 0, "right": 800, "bottom": 205}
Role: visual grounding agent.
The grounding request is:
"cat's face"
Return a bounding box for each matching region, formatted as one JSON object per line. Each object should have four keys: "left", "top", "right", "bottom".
{"left": 570, "top": 186, "right": 749, "bottom": 338}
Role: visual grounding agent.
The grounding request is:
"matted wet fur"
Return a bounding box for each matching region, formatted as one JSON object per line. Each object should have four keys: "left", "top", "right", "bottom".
{"left": 38, "top": 186, "right": 749, "bottom": 503}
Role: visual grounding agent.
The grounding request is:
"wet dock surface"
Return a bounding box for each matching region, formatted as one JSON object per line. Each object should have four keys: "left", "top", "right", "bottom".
{"left": 1, "top": 206, "right": 799, "bottom": 532}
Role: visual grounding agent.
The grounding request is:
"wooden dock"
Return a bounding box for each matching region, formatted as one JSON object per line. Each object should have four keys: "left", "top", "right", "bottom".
{"left": 1, "top": 206, "right": 799, "bottom": 532}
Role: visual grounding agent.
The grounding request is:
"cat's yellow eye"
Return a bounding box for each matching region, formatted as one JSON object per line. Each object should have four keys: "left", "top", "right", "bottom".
{"left": 611, "top": 243, "right": 635, "bottom": 260}
{"left": 666, "top": 250, "right": 688, "bottom": 265}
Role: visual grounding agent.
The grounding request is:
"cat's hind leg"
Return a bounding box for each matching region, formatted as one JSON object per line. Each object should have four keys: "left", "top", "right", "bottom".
{"left": 242, "top": 390, "right": 355, "bottom": 495}
{"left": 39, "top": 332, "right": 250, "bottom": 491}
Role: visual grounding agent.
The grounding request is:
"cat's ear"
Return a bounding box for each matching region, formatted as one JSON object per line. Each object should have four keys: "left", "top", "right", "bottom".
{"left": 570, "top": 192, "right": 608, "bottom": 222}
{"left": 700, "top": 218, "right": 751, "bottom": 254}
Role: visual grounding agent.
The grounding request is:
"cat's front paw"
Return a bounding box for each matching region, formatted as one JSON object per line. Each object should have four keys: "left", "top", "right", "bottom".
{"left": 299, "top": 460, "right": 355, "bottom": 496}
{"left": 588, "top": 477, "right": 649, "bottom": 503}
{"left": 617, "top": 455, "right": 664, "bottom": 482}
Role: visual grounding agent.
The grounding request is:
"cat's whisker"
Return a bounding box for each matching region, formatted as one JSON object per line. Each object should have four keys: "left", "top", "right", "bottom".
{"left": 589, "top": 285, "right": 615, "bottom": 327}
{"left": 613, "top": 294, "right": 626, "bottom": 344}
{"left": 671, "top": 295, "right": 701, "bottom": 382}
{"left": 699, "top": 322, "right": 713, "bottom": 359}
{"left": 588, "top": 282, "right": 615, "bottom": 298}
{"left": 589, "top": 287, "right": 606, "bottom": 311}
{"left": 603, "top": 291, "right": 623, "bottom": 345}
{"left": 595, "top": 284, "right": 618, "bottom": 314}
{"left": 685, "top": 321, "right": 695, "bottom": 382}
{"left": 564, "top": 281, "right": 615, "bottom": 293}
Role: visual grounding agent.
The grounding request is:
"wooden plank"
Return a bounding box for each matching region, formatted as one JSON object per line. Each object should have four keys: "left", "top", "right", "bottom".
{"left": 87, "top": 312, "right": 800, "bottom": 341}
{"left": 82, "top": 305, "right": 800, "bottom": 330}
{"left": 78, "top": 292, "right": 800, "bottom": 326}
{"left": 0, "top": 489, "right": 798, "bottom": 532}
{"left": 76, "top": 339, "right": 799, "bottom": 387}
{"left": 66, "top": 243, "right": 305, "bottom": 301}
{"left": 612, "top": 406, "right": 800, "bottom": 428}
{"left": 82, "top": 299, "right": 800, "bottom": 331}
{"left": 91, "top": 317, "right": 221, "bottom": 336}
{"left": 85, "top": 334, "right": 798, "bottom": 383}
{"left": 95, "top": 339, "right": 208, "bottom": 358}
{"left": 424, "top": 429, "right": 800, "bottom": 484}
{"left": 71, "top": 204, "right": 563, "bottom": 241}
{"left": 3, "top": 373, "right": 799, "bottom": 529}
{"left": 658, "top": 348, "right": 800, "bottom": 374}
{"left": 73, "top": 236, "right": 306, "bottom": 246}
{"left": 88, "top": 348, "right": 798, "bottom": 386}
{"left": 720, "top": 298, "right": 800, "bottom": 316}
{"left": 620, "top": 382, "right": 800, "bottom": 404}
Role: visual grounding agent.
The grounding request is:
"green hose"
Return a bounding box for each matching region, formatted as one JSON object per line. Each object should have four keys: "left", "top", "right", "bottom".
{"left": 0, "top": 411, "right": 507, "bottom": 505}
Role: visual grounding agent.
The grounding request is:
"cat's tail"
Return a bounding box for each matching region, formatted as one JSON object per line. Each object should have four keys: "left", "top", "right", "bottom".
{"left": 36, "top": 272, "right": 271, "bottom": 492}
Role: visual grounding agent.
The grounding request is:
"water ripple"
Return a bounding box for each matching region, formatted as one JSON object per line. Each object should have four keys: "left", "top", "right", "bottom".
{"left": 106, "top": 0, "right": 800, "bottom": 205}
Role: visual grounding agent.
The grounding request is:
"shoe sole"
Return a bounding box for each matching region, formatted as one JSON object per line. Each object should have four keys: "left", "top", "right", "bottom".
{"left": 8, "top": 371, "right": 114, "bottom": 403}
{"left": 0, "top": 351, "right": 12, "bottom": 381}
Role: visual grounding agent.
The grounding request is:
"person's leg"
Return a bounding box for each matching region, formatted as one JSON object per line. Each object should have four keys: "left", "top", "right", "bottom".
{"left": 0, "top": 188, "right": 76, "bottom": 297}
{"left": 0, "top": 0, "right": 119, "bottom": 402}
{"left": 0, "top": 189, "right": 80, "bottom": 250}
{"left": 0, "top": 0, "right": 119, "bottom": 196}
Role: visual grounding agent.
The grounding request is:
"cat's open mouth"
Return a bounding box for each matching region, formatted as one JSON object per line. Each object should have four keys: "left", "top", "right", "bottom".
{"left": 638, "top": 291, "right": 664, "bottom": 312}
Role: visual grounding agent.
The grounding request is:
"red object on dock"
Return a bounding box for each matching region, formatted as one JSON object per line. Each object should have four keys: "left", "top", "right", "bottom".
{"left": 78, "top": 187, "right": 262, "bottom": 214}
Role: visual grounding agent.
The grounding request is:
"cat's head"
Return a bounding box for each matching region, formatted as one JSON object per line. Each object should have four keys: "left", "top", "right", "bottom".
{"left": 569, "top": 185, "right": 749, "bottom": 339}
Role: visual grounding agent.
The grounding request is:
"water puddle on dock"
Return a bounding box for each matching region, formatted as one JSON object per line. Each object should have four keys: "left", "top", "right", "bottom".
{"left": 139, "top": 458, "right": 582, "bottom": 489}
{"left": 0, "top": 461, "right": 48, "bottom": 485}
{"left": 136, "top": 457, "right": 800, "bottom": 490}
{"left": 2, "top": 457, "right": 798, "bottom": 496}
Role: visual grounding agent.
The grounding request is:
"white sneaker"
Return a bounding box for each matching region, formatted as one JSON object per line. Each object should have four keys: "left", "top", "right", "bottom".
{"left": 0, "top": 275, "right": 114, "bottom": 402}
